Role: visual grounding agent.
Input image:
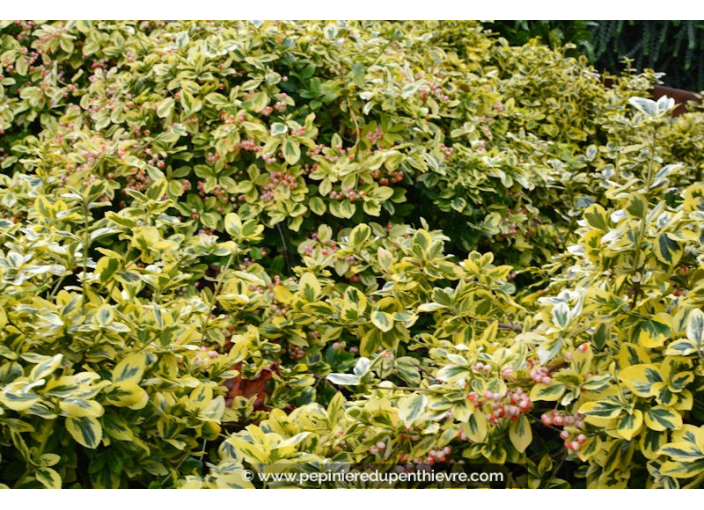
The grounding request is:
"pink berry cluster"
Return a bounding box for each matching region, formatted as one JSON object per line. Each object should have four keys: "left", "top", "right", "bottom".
{"left": 143, "top": 146, "right": 167, "bottom": 168}
{"left": 396, "top": 445, "right": 453, "bottom": 467}
{"left": 472, "top": 361, "right": 493, "bottom": 374}
{"left": 240, "top": 139, "right": 263, "bottom": 153}
{"left": 124, "top": 167, "right": 152, "bottom": 194}
{"left": 326, "top": 63, "right": 349, "bottom": 75}
{"left": 9, "top": 20, "right": 36, "bottom": 40}
{"left": 474, "top": 140, "right": 488, "bottom": 153}
{"left": 328, "top": 185, "right": 365, "bottom": 202}
{"left": 577, "top": 343, "right": 589, "bottom": 354}
{"left": 267, "top": 300, "right": 290, "bottom": 318}
{"left": 262, "top": 171, "right": 299, "bottom": 202}
{"left": 273, "top": 99, "right": 288, "bottom": 113}
{"left": 368, "top": 441, "right": 386, "bottom": 456}
{"left": 369, "top": 169, "right": 403, "bottom": 185}
{"left": 195, "top": 181, "right": 239, "bottom": 213}
{"left": 4, "top": 49, "right": 38, "bottom": 73}
{"left": 266, "top": 274, "right": 284, "bottom": 291}
{"left": 261, "top": 152, "right": 277, "bottom": 164}
{"left": 465, "top": 388, "right": 533, "bottom": 425}
{"left": 529, "top": 366, "right": 553, "bottom": 385}
{"left": 430, "top": 82, "right": 451, "bottom": 103}
{"left": 440, "top": 143, "right": 454, "bottom": 161}
{"left": 540, "top": 410, "right": 585, "bottom": 430}
{"left": 220, "top": 110, "right": 247, "bottom": 124}
{"left": 541, "top": 410, "right": 587, "bottom": 453}
{"left": 306, "top": 144, "right": 325, "bottom": 158}
{"left": 365, "top": 127, "right": 384, "bottom": 147}
{"left": 288, "top": 344, "right": 306, "bottom": 360}
{"left": 204, "top": 152, "right": 221, "bottom": 165}
{"left": 560, "top": 430, "right": 587, "bottom": 453}
{"left": 345, "top": 274, "right": 362, "bottom": 283}
{"left": 302, "top": 232, "right": 338, "bottom": 258}
{"left": 194, "top": 345, "right": 220, "bottom": 367}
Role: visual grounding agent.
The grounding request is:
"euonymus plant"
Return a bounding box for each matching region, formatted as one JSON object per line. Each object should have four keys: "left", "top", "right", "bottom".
{"left": 1, "top": 20, "right": 704, "bottom": 488}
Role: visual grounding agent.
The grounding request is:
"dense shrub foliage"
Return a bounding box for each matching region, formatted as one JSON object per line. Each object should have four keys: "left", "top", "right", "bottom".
{"left": 2, "top": 20, "right": 704, "bottom": 488}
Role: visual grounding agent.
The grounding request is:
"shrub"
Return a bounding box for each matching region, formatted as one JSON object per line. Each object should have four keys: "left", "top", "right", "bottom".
{"left": 1, "top": 20, "right": 704, "bottom": 489}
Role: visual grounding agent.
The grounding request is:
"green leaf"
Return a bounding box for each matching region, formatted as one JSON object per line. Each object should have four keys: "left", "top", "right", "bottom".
{"left": 112, "top": 353, "right": 147, "bottom": 384}
{"left": 371, "top": 311, "right": 394, "bottom": 332}
{"left": 95, "top": 304, "right": 114, "bottom": 327}
{"left": 350, "top": 224, "right": 371, "bottom": 246}
{"left": 625, "top": 193, "right": 647, "bottom": 219}
{"left": 461, "top": 412, "right": 488, "bottom": 442}
{"left": 654, "top": 233, "right": 682, "bottom": 266}
{"left": 645, "top": 406, "right": 683, "bottom": 431}
{"left": 509, "top": 414, "right": 532, "bottom": 453}
{"left": 353, "top": 357, "right": 371, "bottom": 377}
{"left": 205, "top": 93, "right": 229, "bottom": 107}
{"left": 583, "top": 204, "right": 609, "bottom": 231}
{"left": 309, "top": 197, "right": 326, "bottom": 215}
{"left": 103, "top": 414, "right": 134, "bottom": 441}
{"left": 660, "top": 442, "right": 704, "bottom": 462}
{"left": 398, "top": 393, "right": 428, "bottom": 427}
{"left": 282, "top": 138, "right": 301, "bottom": 165}
{"left": 66, "top": 416, "right": 103, "bottom": 449}
{"left": 617, "top": 410, "right": 643, "bottom": 440}
{"left": 578, "top": 399, "right": 623, "bottom": 419}
{"left": 551, "top": 302, "right": 570, "bottom": 328}
{"left": 326, "top": 373, "right": 361, "bottom": 385}
{"left": 0, "top": 381, "right": 42, "bottom": 411}
{"left": 665, "top": 339, "right": 699, "bottom": 357}
{"left": 687, "top": 309, "right": 704, "bottom": 350}
{"left": 29, "top": 354, "right": 63, "bottom": 381}
{"left": 104, "top": 381, "right": 149, "bottom": 410}
{"left": 629, "top": 97, "right": 658, "bottom": 117}
{"left": 299, "top": 273, "right": 321, "bottom": 302}
{"left": 35, "top": 467, "right": 62, "bottom": 489}
{"left": 417, "top": 302, "right": 446, "bottom": 313}
{"left": 156, "top": 97, "right": 175, "bottom": 118}
{"left": 618, "top": 364, "right": 662, "bottom": 397}
{"left": 529, "top": 383, "right": 566, "bottom": 402}
{"left": 60, "top": 398, "right": 104, "bottom": 418}
{"left": 271, "top": 122, "right": 288, "bottom": 135}
{"left": 660, "top": 459, "right": 704, "bottom": 479}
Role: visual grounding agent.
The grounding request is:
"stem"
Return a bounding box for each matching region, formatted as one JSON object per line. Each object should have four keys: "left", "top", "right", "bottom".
{"left": 697, "top": 339, "right": 704, "bottom": 366}
{"left": 81, "top": 199, "right": 90, "bottom": 312}
{"left": 6, "top": 316, "right": 28, "bottom": 338}
{"left": 540, "top": 453, "right": 566, "bottom": 489}
{"left": 200, "top": 254, "right": 235, "bottom": 345}
{"left": 12, "top": 465, "right": 31, "bottom": 489}
{"left": 49, "top": 274, "right": 67, "bottom": 299}
{"left": 346, "top": 97, "right": 362, "bottom": 152}
{"left": 370, "top": 385, "right": 437, "bottom": 392}
{"left": 628, "top": 125, "right": 658, "bottom": 308}
{"left": 412, "top": 360, "right": 439, "bottom": 382}
{"left": 276, "top": 223, "right": 291, "bottom": 273}
{"left": 466, "top": 315, "right": 523, "bottom": 333}
{"left": 13, "top": 421, "right": 53, "bottom": 488}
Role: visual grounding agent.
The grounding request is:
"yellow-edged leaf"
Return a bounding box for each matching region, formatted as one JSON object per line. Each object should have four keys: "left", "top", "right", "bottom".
{"left": 66, "top": 416, "right": 103, "bottom": 449}
{"left": 509, "top": 414, "right": 532, "bottom": 453}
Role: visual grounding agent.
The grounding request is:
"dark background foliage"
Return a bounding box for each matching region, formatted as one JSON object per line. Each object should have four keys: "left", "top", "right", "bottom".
{"left": 490, "top": 20, "right": 704, "bottom": 92}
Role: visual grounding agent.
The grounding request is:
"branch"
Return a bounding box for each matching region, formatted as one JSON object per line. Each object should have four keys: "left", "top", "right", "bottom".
{"left": 467, "top": 315, "right": 523, "bottom": 333}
